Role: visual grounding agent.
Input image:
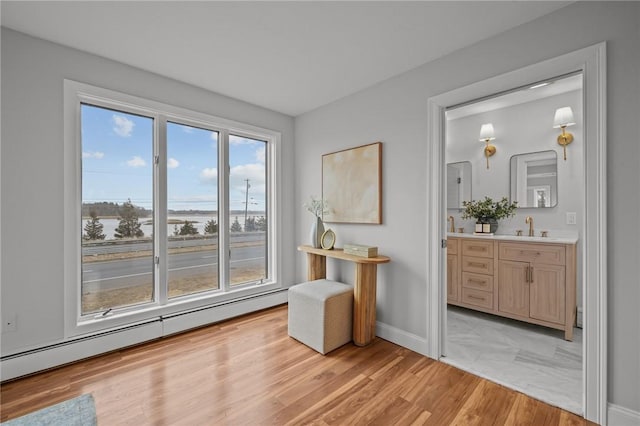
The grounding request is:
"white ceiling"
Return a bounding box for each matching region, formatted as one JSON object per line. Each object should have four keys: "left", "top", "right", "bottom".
{"left": 1, "top": 1, "right": 571, "bottom": 117}
{"left": 446, "top": 73, "right": 583, "bottom": 120}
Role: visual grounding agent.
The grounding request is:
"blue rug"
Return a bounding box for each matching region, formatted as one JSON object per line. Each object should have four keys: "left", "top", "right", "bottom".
{"left": 1, "top": 394, "right": 96, "bottom": 426}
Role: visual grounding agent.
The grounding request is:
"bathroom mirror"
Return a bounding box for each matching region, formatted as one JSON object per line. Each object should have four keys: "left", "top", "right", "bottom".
{"left": 447, "top": 161, "right": 472, "bottom": 209}
{"left": 510, "top": 150, "right": 558, "bottom": 208}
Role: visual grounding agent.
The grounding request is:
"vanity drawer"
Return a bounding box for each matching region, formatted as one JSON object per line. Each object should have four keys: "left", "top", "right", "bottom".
{"left": 462, "top": 272, "right": 493, "bottom": 292}
{"left": 447, "top": 238, "right": 459, "bottom": 255}
{"left": 461, "top": 288, "right": 493, "bottom": 309}
{"left": 499, "top": 242, "right": 565, "bottom": 265}
{"left": 462, "top": 240, "right": 494, "bottom": 258}
{"left": 462, "top": 256, "right": 494, "bottom": 275}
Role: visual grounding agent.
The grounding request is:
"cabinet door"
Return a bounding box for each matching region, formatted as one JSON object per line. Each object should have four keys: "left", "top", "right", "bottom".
{"left": 530, "top": 264, "right": 566, "bottom": 324}
{"left": 447, "top": 254, "right": 459, "bottom": 302}
{"left": 498, "top": 260, "right": 529, "bottom": 318}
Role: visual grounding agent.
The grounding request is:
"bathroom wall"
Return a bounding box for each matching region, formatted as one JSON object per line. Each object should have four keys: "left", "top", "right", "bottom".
{"left": 445, "top": 89, "right": 584, "bottom": 238}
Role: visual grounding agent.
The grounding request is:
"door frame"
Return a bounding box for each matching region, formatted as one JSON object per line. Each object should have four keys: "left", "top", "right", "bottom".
{"left": 426, "top": 43, "right": 607, "bottom": 423}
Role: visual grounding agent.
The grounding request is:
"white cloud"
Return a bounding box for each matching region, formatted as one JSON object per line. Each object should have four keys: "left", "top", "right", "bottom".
{"left": 82, "top": 151, "right": 105, "bottom": 159}
{"left": 199, "top": 167, "right": 218, "bottom": 183}
{"left": 228, "top": 163, "right": 267, "bottom": 209}
{"left": 127, "top": 156, "right": 146, "bottom": 167}
{"left": 167, "top": 157, "right": 180, "bottom": 169}
{"left": 229, "top": 135, "right": 259, "bottom": 145}
{"left": 256, "top": 146, "right": 266, "bottom": 164}
{"left": 230, "top": 163, "right": 266, "bottom": 191}
{"left": 112, "top": 114, "right": 134, "bottom": 137}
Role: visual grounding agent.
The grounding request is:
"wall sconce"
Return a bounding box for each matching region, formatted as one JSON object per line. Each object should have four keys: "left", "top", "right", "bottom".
{"left": 479, "top": 123, "right": 496, "bottom": 169}
{"left": 553, "top": 107, "right": 575, "bottom": 160}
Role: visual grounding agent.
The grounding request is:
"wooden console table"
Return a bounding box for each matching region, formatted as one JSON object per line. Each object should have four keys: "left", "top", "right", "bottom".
{"left": 297, "top": 245, "right": 391, "bottom": 346}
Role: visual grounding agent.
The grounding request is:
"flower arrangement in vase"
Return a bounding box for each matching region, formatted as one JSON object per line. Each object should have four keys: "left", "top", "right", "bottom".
{"left": 461, "top": 196, "right": 518, "bottom": 233}
{"left": 304, "top": 196, "right": 328, "bottom": 248}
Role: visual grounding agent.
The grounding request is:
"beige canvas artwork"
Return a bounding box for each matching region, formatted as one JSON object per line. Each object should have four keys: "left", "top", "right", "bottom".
{"left": 322, "top": 142, "right": 382, "bottom": 224}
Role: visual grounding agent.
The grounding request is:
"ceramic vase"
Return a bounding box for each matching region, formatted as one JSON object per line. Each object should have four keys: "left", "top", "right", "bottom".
{"left": 480, "top": 217, "right": 499, "bottom": 233}
{"left": 310, "top": 216, "right": 325, "bottom": 248}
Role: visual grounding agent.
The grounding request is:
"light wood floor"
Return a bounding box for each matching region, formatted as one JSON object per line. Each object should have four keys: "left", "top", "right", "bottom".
{"left": 1, "top": 305, "right": 594, "bottom": 425}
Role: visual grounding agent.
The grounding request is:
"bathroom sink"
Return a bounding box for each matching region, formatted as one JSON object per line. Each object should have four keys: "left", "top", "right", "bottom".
{"left": 447, "top": 232, "right": 577, "bottom": 244}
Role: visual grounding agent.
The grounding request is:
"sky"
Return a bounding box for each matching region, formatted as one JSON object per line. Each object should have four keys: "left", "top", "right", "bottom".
{"left": 81, "top": 104, "right": 267, "bottom": 214}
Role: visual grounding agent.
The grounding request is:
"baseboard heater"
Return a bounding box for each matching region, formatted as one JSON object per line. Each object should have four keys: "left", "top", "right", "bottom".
{"left": 1, "top": 289, "right": 288, "bottom": 381}
{"left": 0, "top": 319, "right": 161, "bottom": 362}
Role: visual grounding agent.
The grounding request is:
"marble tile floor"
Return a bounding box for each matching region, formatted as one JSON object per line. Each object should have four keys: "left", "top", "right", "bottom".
{"left": 442, "top": 305, "right": 582, "bottom": 415}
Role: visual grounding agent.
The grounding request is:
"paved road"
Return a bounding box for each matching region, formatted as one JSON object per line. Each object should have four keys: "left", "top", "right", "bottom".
{"left": 82, "top": 233, "right": 264, "bottom": 255}
{"left": 83, "top": 244, "right": 265, "bottom": 293}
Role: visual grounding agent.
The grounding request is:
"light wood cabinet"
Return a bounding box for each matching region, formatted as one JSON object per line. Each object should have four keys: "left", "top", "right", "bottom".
{"left": 458, "top": 238, "right": 496, "bottom": 311}
{"left": 447, "top": 236, "right": 576, "bottom": 340}
{"left": 447, "top": 238, "right": 459, "bottom": 303}
{"left": 498, "top": 243, "right": 568, "bottom": 329}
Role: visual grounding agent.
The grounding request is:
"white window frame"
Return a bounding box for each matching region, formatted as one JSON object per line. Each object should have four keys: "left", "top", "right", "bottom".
{"left": 64, "top": 80, "right": 282, "bottom": 337}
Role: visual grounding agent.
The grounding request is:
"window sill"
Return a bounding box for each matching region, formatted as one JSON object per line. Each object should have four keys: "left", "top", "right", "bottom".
{"left": 69, "top": 281, "right": 282, "bottom": 338}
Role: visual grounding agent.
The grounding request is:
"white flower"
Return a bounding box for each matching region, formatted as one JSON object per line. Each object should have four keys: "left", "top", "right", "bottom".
{"left": 303, "top": 196, "right": 328, "bottom": 218}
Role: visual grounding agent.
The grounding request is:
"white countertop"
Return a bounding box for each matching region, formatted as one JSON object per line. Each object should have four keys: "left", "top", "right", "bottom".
{"left": 447, "top": 232, "right": 578, "bottom": 245}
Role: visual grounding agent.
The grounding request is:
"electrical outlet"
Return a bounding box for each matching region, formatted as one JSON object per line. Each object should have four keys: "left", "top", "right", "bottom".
{"left": 566, "top": 212, "right": 577, "bottom": 225}
{"left": 2, "top": 314, "right": 17, "bottom": 333}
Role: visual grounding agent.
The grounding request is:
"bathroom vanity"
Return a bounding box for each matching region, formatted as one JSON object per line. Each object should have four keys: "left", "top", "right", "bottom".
{"left": 447, "top": 234, "right": 577, "bottom": 340}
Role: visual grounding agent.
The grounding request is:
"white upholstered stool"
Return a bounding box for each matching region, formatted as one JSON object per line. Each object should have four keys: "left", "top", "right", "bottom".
{"left": 288, "top": 279, "right": 353, "bottom": 355}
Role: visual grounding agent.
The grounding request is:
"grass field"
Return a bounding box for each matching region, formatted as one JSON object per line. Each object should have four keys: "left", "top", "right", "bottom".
{"left": 81, "top": 242, "right": 266, "bottom": 314}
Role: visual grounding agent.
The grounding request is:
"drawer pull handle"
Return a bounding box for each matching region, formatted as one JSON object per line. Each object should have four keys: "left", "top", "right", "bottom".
{"left": 468, "top": 295, "right": 485, "bottom": 301}
{"left": 469, "top": 262, "right": 485, "bottom": 268}
{"left": 525, "top": 266, "right": 535, "bottom": 283}
{"left": 469, "top": 279, "right": 484, "bottom": 284}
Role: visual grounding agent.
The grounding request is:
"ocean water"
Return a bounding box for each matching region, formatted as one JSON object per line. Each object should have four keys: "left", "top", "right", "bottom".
{"left": 85, "top": 214, "right": 264, "bottom": 239}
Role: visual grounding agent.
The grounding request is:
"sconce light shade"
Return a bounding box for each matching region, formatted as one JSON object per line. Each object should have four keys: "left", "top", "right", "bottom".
{"left": 553, "top": 107, "right": 575, "bottom": 160}
{"left": 553, "top": 107, "right": 576, "bottom": 128}
{"left": 479, "top": 123, "right": 496, "bottom": 141}
{"left": 479, "top": 123, "right": 496, "bottom": 169}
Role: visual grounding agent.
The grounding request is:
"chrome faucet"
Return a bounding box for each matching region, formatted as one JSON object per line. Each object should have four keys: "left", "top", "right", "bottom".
{"left": 525, "top": 216, "right": 534, "bottom": 237}
{"left": 448, "top": 216, "right": 455, "bottom": 233}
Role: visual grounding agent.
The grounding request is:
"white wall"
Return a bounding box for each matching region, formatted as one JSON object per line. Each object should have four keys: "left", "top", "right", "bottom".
{"left": 0, "top": 28, "right": 295, "bottom": 355}
{"left": 294, "top": 1, "right": 639, "bottom": 414}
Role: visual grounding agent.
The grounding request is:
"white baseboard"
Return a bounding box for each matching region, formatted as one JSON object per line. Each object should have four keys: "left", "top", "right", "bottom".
{"left": 162, "top": 291, "right": 288, "bottom": 335}
{"left": 1, "top": 290, "right": 288, "bottom": 382}
{"left": 1, "top": 321, "right": 163, "bottom": 381}
{"left": 608, "top": 403, "right": 640, "bottom": 426}
{"left": 375, "top": 321, "right": 428, "bottom": 356}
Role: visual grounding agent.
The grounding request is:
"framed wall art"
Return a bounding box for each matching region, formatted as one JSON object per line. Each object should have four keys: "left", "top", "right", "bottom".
{"left": 322, "top": 142, "right": 382, "bottom": 224}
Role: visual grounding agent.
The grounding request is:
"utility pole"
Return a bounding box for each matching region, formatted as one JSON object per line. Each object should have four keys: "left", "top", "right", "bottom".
{"left": 244, "top": 179, "right": 250, "bottom": 227}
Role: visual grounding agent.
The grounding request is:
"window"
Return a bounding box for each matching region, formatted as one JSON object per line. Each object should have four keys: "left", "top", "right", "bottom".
{"left": 229, "top": 134, "right": 268, "bottom": 286}
{"left": 166, "top": 122, "right": 220, "bottom": 298}
{"left": 81, "top": 105, "right": 155, "bottom": 314}
{"left": 66, "top": 81, "right": 280, "bottom": 334}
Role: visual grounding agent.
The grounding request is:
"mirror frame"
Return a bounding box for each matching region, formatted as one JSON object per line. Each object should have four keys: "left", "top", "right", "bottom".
{"left": 320, "top": 229, "right": 335, "bottom": 250}
{"left": 446, "top": 161, "right": 472, "bottom": 210}
{"left": 509, "top": 150, "right": 558, "bottom": 209}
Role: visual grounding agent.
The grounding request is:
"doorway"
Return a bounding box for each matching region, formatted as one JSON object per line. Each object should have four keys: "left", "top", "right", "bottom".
{"left": 441, "top": 73, "right": 585, "bottom": 415}
{"left": 425, "top": 43, "right": 607, "bottom": 424}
